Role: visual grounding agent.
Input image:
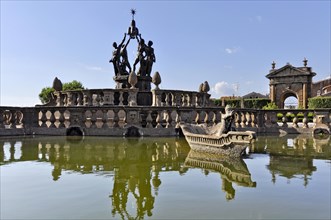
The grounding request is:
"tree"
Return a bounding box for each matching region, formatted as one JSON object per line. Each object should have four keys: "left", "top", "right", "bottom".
{"left": 38, "top": 80, "right": 85, "bottom": 104}
{"left": 63, "top": 80, "right": 85, "bottom": 91}
{"left": 39, "top": 87, "right": 55, "bottom": 104}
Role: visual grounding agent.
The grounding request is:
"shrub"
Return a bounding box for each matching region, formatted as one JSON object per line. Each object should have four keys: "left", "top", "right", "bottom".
{"left": 244, "top": 98, "right": 270, "bottom": 109}
{"left": 308, "top": 97, "right": 331, "bottom": 109}
{"left": 262, "top": 102, "right": 278, "bottom": 110}
{"left": 63, "top": 80, "right": 85, "bottom": 91}
{"left": 39, "top": 87, "right": 55, "bottom": 104}
{"left": 38, "top": 80, "right": 85, "bottom": 104}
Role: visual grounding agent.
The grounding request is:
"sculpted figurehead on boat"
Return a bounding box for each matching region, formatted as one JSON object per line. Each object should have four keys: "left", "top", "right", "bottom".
{"left": 180, "top": 105, "right": 256, "bottom": 157}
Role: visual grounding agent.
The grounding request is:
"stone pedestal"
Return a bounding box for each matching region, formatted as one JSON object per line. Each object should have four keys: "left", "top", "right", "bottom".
{"left": 113, "top": 75, "right": 130, "bottom": 89}
{"left": 136, "top": 75, "right": 152, "bottom": 91}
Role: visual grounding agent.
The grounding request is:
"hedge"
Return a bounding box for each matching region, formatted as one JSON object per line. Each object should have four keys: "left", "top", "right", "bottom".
{"left": 308, "top": 97, "right": 331, "bottom": 109}
{"left": 214, "top": 98, "right": 271, "bottom": 109}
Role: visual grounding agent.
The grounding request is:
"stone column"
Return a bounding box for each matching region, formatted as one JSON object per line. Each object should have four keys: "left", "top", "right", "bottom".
{"left": 302, "top": 83, "right": 307, "bottom": 109}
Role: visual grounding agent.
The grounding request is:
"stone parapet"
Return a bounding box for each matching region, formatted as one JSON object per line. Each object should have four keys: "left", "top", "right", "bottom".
{"left": 0, "top": 106, "right": 330, "bottom": 136}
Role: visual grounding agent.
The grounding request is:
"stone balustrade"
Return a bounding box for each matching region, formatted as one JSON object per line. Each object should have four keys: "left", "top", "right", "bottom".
{"left": 151, "top": 89, "right": 210, "bottom": 107}
{"left": 1, "top": 106, "right": 330, "bottom": 136}
{"left": 53, "top": 88, "right": 139, "bottom": 107}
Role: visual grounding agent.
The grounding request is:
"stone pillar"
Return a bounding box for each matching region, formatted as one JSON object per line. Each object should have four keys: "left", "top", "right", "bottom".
{"left": 152, "top": 90, "right": 162, "bottom": 106}
{"left": 270, "top": 85, "right": 276, "bottom": 103}
{"left": 103, "top": 90, "right": 115, "bottom": 105}
{"left": 128, "top": 88, "right": 138, "bottom": 106}
{"left": 302, "top": 83, "right": 307, "bottom": 109}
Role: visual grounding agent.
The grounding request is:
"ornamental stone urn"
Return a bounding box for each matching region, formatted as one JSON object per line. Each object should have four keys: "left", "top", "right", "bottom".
{"left": 128, "top": 71, "right": 138, "bottom": 89}
{"left": 198, "top": 83, "right": 204, "bottom": 93}
{"left": 202, "top": 81, "right": 210, "bottom": 93}
{"left": 152, "top": 71, "right": 161, "bottom": 90}
{"left": 53, "top": 77, "right": 63, "bottom": 91}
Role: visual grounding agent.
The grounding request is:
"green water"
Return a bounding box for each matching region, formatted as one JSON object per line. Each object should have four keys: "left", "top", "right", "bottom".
{"left": 1, "top": 135, "right": 330, "bottom": 219}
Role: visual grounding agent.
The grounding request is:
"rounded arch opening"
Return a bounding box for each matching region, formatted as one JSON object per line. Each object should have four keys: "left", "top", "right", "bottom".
{"left": 283, "top": 93, "right": 298, "bottom": 109}
{"left": 66, "top": 126, "right": 84, "bottom": 136}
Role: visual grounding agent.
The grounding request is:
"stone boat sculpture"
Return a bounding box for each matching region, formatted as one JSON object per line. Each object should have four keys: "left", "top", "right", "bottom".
{"left": 180, "top": 105, "right": 256, "bottom": 157}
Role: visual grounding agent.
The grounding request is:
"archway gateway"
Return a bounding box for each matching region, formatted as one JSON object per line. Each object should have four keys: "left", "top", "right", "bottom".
{"left": 266, "top": 59, "right": 316, "bottom": 109}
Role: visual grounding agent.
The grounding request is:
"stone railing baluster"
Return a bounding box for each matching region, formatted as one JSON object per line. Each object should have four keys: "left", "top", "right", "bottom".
{"left": 156, "top": 111, "right": 162, "bottom": 128}
{"left": 281, "top": 111, "right": 288, "bottom": 128}
{"left": 102, "top": 109, "right": 109, "bottom": 128}
{"left": 119, "top": 92, "right": 124, "bottom": 106}
{"left": 40, "top": 110, "right": 48, "bottom": 128}
{"left": 240, "top": 111, "right": 247, "bottom": 128}
{"left": 195, "top": 110, "right": 201, "bottom": 125}
{"left": 292, "top": 113, "right": 299, "bottom": 128}
{"left": 175, "top": 110, "right": 181, "bottom": 129}
{"left": 245, "top": 111, "right": 252, "bottom": 128}
{"left": 302, "top": 112, "right": 309, "bottom": 128}
{"left": 90, "top": 110, "right": 97, "bottom": 128}
{"left": 146, "top": 111, "right": 153, "bottom": 128}
{"left": 49, "top": 110, "right": 56, "bottom": 128}
{"left": 166, "top": 110, "right": 172, "bottom": 128}
{"left": 113, "top": 109, "right": 119, "bottom": 128}
{"left": 10, "top": 110, "right": 19, "bottom": 129}
{"left": 235, "top": 111, "right": 241, "bottom": 128}
{"left": 58, "top": 109, "right": 66, "bottom": 128}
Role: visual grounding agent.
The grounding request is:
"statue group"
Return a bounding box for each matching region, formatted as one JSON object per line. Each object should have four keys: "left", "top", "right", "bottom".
{"left": 110, "top": 15, "right": 155, "bottom": 77}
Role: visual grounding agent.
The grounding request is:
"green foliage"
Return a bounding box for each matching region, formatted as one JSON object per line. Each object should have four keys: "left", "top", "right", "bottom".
{"left": 39, "top": 87, "right": 55, "bottom": 104}
{"left": 244, "top": 98, "right": 270, "bottom": 109}
{"left": 262, "top": 102, "right": 278, "bottom": 110}
{"left": 38, "top": 80, "right": 85, "bottom": 104}
{"left": 276, "top": 112, "right": 314, "bottom": 123}
{"left": 224, "top": 99, "right": 241, "bottom": 108}
{"left": 63, "top": 80, "right": 85, "bottom": 91}
{"left": 308, "top": 97, "right": 331, "bottom": 109}
{"left": 213, "top": 99, "right": 221, "bottom": 106}
{"left": 213, "top": 98, "right": 271, "bottom": 109}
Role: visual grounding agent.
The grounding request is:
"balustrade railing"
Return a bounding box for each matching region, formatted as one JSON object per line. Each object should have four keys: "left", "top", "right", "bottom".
{"left": 151, "top": 89, "right": 210, "bottom": 107}
{"left": 1, "top": 106, "right": 330, "bottom": 136}
{"left": 53, "top": 88, "right": 139, "bottom": 107}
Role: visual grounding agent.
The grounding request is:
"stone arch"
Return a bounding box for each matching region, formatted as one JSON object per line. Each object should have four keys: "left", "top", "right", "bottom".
{"left": 66, "top": 126, "right": 84, "bottom": 136}
{"left": 266, "top": 62, "right": 316, "bottom": 109}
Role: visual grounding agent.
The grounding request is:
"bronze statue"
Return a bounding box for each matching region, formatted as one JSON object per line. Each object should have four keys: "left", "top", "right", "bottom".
{"left": 145, "top": 40, "right": 155, "bottom": 76}
{"left": 133, "top": 34, "right": 147, "bottom": 75}
{"left": 128, "top": 19, "right": 139, "bottom": 39}
{"left": 119, "top": 36, "right": 131, "bottom": 74}
{"left": 109, "top": 34, "right": 127, "bottom": 76}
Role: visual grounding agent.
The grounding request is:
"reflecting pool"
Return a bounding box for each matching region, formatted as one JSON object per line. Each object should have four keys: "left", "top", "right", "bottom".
{"left": 1, "top": 135, "right": 330, "bottom": 219}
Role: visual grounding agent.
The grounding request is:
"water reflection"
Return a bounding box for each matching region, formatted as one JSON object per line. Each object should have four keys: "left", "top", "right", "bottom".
{"left": 184, "top": 150, "right": 256, "bottom": 200}
{"left": 251, "top": 134, "right": 331, "bottom": 186}
{"left": 1, "top": 135, "right": 330, "bottom": 219}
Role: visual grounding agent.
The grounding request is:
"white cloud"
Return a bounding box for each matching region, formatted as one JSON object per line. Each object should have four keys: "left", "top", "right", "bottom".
{"left": 225, "top": 47, "right": 240, "bottom": 54}
{"left": 211, "top": 81, "right": 236, "bottom": 97}
{"left": 249, "top": 15, "right": 263, "bottom": 23}
{"left": 256, "top": 15, "right": 262, "bottom": 23}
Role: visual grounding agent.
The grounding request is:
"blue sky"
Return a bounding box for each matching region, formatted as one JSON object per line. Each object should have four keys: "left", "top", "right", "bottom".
{"left": 1, "top": 0, "right": 330, "bottom": 106}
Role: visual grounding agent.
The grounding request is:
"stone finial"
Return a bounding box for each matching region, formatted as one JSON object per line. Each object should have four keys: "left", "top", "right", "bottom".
{"left": 198, "top": 83, "right": 204, "bottom": 92}
{"left": 271, "top": 61, "right": 276, "bottom": 70}
{"left": 202, "top": 81, "right": 210, "bottom": 93}
{"left": 52, "top": 77, "right": 63, "bottom": 91}
{"left": 128, "top": 71, "right": 138, "bottom": 89}
{"left": 152, "top": 71, "right": 161, "bottom": 90}
{"left": 303, "top": 57, "right": 308, "bottom": 67}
